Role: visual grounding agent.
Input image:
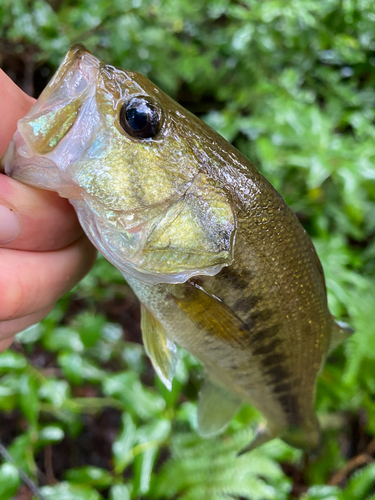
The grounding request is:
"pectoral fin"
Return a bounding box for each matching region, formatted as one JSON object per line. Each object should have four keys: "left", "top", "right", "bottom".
{"left": 174, "top": 282, "right": 250, "bottom": 347}
{"left": 197, "top": 378, "right": 242, "bottom": 437}
{"left": 140, "top": 305, "right": 178, "bottom": 390}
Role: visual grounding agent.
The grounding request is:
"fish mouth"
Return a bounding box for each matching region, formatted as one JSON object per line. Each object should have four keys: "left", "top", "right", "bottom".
{"left": 3, "top": 45, "right": 102, "bottom": 193}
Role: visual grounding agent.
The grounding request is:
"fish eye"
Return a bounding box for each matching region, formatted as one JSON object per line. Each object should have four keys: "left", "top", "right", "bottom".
{"left": 119, "top": 96, "right": 163, "bottom": 139}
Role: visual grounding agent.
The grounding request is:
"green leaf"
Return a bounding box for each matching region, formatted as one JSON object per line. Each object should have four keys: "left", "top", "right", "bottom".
{"left": 0, "top": 351, "right": 27, "bottom": 371}
{"left": 65, "top": 466, "right": 113, "bottom": 489}
{"left": 109, "top": 484, "right": 131, "bottom": 500}
{"left": 121, "top": 343, "right": 145, "bottom": 374}
{"left": 0, "top": 463, "right": 20, "bottom": 500}
{"left": 342, "top": 463, "right": 375, "bottom": 500}
{"left": 15, "top": 323, "right": 43, "bottom": 344}
{"left": 43, "top": 327, "right": 84, "bottom": 353}
{"left": 133, "top": 419, "right": 171, "bottom": 496}
{"left": 0, "top": 375, "right": 18, "bottom": 412}
{"left": 58, "top": 352, "right": 105, "bottom": 384}
{"left": 8, "top": 434, "right": 36, "bottom": 476}
{"left": 102, "top": 372, "right": 165, "bottom": 419}
{"left": 39, "top": 379, "right": 70, "bottom": 408}
{"left": 18, "top": 373, "right": 40, "bottom": 426}
{"left": 154, "top": 429, "right": 290, "bottom": 499}
{"left": 304, "top": 485, "right": 342, "bottom": 500}
{"left": 112, "top": 413, "right": 137, "bottom": 473}
{"left": 133, "top": 447, "right": 158, "bottom": 498}
{"left": 38, "top": 425, "right": 65, "bottom": 444}
{"left": 40, "top": 482, "right": 102, "bottom": 500}
{"left": 73, "top": 312, "right": 107, "bottom": 348}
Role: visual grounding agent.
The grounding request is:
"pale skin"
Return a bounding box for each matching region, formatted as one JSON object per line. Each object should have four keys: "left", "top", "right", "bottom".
{"left": 0, "top": 69, "right": 97, "bottom": 352}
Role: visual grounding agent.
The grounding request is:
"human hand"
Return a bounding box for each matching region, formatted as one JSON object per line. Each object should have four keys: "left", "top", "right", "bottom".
{"left": 0, "top": 69, "right": 97, "bottom": 352}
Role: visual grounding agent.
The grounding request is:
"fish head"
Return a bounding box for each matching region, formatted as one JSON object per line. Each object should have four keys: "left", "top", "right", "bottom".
{"left": 4, "top": 45, "right": 236, "bottom": 284}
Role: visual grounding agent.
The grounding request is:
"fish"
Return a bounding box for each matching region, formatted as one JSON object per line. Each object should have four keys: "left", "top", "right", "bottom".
{"left": 2, "top": 44, "right": 353, "bottom": 452}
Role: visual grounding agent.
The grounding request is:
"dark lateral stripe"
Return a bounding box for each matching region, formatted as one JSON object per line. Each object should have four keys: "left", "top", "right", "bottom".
{"left": 264, "top": 364, "right": 289, "bottom": 382}
{"left": 233, "top": 295, "right": 262, "bottom": 313}
{"left": 233, "top": 297, "right": 252, "bottom": 313}
{"left": 219, "top": 266, "right": 254, "bottom": 290}
{"left": 277, "top": 393, "right": 301, "bottom": 426}
{"left": 261, "top": 353, "right": 283, "bottom": 367}
{"left": 251, "top": 324, "right": 281, "bottom": 344}
{"left": 252, "top": 338, "right": 281, "bottom": 356}
{"left": 199, "top": 264, "right": 302, "bottom": 426}
{"left": 260, "top": 352, "right": 302, "bottom": 426}
{"left": 250, "top": 308, "right": 274, "bottom": 324}
{"left": 234, "top": 304, "right": 301, "bottom": 424}
{"left": 272, "top": 381, "right": 292, "bottom": 394}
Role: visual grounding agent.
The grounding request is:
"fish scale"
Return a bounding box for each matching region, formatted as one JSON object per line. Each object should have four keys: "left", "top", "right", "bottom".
{"left": 2, "top": 44, "right": 353, "bottom": 452}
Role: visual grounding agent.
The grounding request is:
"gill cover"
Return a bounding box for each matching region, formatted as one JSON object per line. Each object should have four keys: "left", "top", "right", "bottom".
{"left": 3, "top": 44, "right": 236, "bottom": 285}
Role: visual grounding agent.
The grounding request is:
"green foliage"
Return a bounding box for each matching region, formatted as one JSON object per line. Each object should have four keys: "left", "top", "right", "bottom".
{"left": 304, "top": 464, "right": 375, "bottom": 500}
{"left": 40, "top": 482, "right": 103, "bottom": 500}
{"left": 153, "top": 432, "right": 293, "bottom": 500}
{"left": 1, "top": 0, "right": 375, "bottom": 498}
{"left": 0, "top": 463, "right": 20, "bottom": 500}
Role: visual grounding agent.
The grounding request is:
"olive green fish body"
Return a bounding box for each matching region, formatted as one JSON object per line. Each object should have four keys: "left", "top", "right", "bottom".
{"left": 2, "top": 45, "right": 351, "bottom": 451}
{"left": 124, "top": 150, "right": 332, "bottom": 449}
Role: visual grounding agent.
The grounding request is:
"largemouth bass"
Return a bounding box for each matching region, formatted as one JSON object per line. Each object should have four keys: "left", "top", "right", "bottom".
{"left": 2, "top": 45, "right": 352, "bottom": 451}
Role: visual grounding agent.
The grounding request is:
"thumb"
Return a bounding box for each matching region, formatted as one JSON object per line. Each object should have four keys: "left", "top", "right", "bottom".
{"left": 0, "top": 69, "right": 35, "bottom": 158}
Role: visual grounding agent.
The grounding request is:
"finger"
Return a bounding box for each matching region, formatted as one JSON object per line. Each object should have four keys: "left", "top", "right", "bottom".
{"left": 0, "top": 336, "right": 15, "bottom": 353}
{"left": 0, "top": 305, "right": 53, "bottom": 348}
{"left": 0, "top": 235, "right": 97, "bottom": 321}
{"left": 0, "top": 69, "right": 35, "bottom": 157}
{"left": 0, "top": 174, "right": 83, "bottom": 251}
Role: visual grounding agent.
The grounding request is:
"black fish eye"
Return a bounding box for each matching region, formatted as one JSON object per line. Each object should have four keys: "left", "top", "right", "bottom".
{"left": 119, "top": 97, "right": 163, "bottom": 139}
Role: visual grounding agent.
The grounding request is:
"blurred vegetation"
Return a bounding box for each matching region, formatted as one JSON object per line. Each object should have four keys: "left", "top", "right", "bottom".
{"left": 1, "top": 0, "right": 375, "bottom": 498}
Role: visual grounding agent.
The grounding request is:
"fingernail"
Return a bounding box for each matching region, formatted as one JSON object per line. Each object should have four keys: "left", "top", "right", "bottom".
{"left": 0, "top": 204, "right": 21, "bottom": 244}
